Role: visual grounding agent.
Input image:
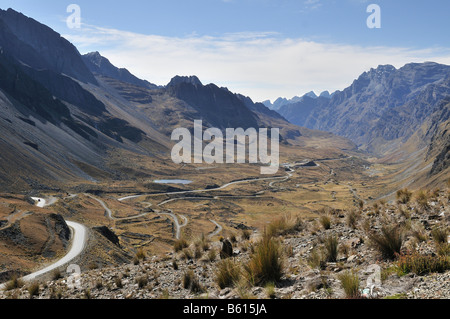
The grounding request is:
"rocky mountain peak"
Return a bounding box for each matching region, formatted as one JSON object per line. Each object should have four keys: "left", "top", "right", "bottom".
{"left": 319, "top": 91, "right": 331, "bottom": 99}
{"left": 167, "top": 75, "right": 203, "bottom": 87}
{"left": 304, "top": 91, "right": 318, "bottom": 99}
{"left": 84, "top": 51, "right": 103, "bottom": 67}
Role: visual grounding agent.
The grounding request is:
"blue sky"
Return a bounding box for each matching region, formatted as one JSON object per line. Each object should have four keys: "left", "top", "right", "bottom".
{"left": 1, "top": 0, "right": 450, "bottom": 101}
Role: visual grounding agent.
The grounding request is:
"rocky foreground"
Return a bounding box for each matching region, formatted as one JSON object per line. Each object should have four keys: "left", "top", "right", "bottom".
{"left": 1, "top": 189, "right": 449, "bottom": 300}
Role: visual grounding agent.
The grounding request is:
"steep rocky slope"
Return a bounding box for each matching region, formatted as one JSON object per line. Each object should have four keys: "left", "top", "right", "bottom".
{"left": 279, "top": 63, "right": 450, "bottom": 154}
{"left": 0, "top": 9, "right": 96, "bottom": 85}
{"left": 82, "top": 52, "right": 158, "bottom": 90}
{"left": 1, "top": 189, "right": 448, "bottom": 299}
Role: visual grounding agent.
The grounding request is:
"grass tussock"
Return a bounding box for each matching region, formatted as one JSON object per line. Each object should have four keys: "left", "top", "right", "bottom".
{"left": 174, "top": 238, "right": 189, "bottom": 252}
{"left": 244, "top": 234, "right": 284, "bottom": 286}
{"left": 265, "top": 282, "right": 276, "bottom": 299}
{"left": 307, "top": 247, "right": 326, "bottom": 270}
{"left": 319, "top": 214, "right": 332, "bottom": 230}
{"left": 346, "top": 210, "right": 359, "bottom": 229}
{"left": 369, "top": 226, "right": 404, "bottom": 260}
{"left": 241, "top": 229, "right": 252, "bottom": 241}
{"left": 410, "top": 224, "right": 428, "bottom": 243}
{"left": 215, "top": 259, "right": 241, "bottom": 289}
{"left": 338, "top": 271, "right": 361, "bottom": 299}
{"left": 431, "top": 226, "right": 448, "bottom": 245}
{"left": 267, "top": 213, "right": 303, "bottom": 238}
{"left": 194, "top": 246, "right": 203, "bottom": 260}
{"left": 396, "top": 188, "right": 412, "bottom": 205}
{"left": 51, "top": 269, "right": 62, "bottom": 281}
{"left": 27, "top": 282, "right": 40, "bottom": 298}
{"left": 415, "top": 190, "right": 430, "bottom": 211}
{"left": 136, "top": 276, "right": 148, "bottom": 289}
{"left": 195, "top": 233, "right": 210, "bottom": 252}
{"left": 114, "top": 276, "right": 123, "bottom": 289}
{"left": 206, "top": 249, "right": 217, "bottom": 262}
{"left": 183, "top": 270, "right": 204, "bottom": 294}
{"left": 323, "top": 235, "right": 339, "bottom": 263}
{"left": 182, "top": 248, "right": 193, "bottom": 260}
{"left": 4, "top": 275, "right": 24, "bottom": 291}
{"left": 135, "top": 248, "right": 146, "bottom": 261}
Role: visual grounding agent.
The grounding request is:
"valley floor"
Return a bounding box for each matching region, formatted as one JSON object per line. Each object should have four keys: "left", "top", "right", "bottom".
{"left": 0, "top": 152, "right": 448, "bottom": 299}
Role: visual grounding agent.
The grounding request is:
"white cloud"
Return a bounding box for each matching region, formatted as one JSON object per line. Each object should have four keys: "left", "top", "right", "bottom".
{"left": 304, "top": 0, "right": 323, "bottom": 10}
{"left": 65, "top": 25, "right": 450, "bottom": 102}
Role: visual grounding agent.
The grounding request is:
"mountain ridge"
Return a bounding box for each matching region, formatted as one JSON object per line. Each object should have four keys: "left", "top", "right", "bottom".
{"left": 0, "top": 8, "right": 97, "bottom": 85}
{"left": 82, "top": 51, "right": 158, "bottom": 90}
{"left": 278, "top": 63, "right": 450, "bottom": 150}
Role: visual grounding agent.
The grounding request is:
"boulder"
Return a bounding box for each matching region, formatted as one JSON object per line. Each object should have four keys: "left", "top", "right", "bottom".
{"left": 220, "top": 239, "right": 233, "bottom": 259}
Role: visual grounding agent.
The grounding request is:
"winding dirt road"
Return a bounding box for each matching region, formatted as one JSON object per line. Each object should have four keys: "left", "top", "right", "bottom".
{"left": 0, "top": 219, "right": 87, "bottom": 290}
{"left": 117, "top": 173, "right": 292, "bottom": 202}
{"left": 116, "top": 164, "right": 298, "bottom": 239}
{"left": 208, "top": 220, "right": 223, "bottom": 238}
{"left": 159, "top": 211, "right": 186, "bottom": 240}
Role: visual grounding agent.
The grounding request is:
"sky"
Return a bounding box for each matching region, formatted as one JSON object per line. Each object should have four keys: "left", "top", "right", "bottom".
{"left": 1, "top": 0, "right": 450, "bottom": 102}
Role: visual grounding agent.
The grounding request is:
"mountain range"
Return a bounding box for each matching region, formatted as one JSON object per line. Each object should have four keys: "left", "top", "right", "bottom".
{"left": 0, "top": 8, "right": 356, "bottom": 192}
{"left": 0, "top": 7, "right": 448, "bottom": 193}
{"left": 262, "top": 91, "right": 332, "bottom": 111}
{"left": 274, "top": 63, "right": 450, "bottom": 184}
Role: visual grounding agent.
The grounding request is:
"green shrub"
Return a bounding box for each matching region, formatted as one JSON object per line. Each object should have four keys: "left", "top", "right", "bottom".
{"left": 396, "top": 253, "right": 450, "bottom": 276}
{"left": 265, "top": 282, "right": 276, "bottom": 299}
